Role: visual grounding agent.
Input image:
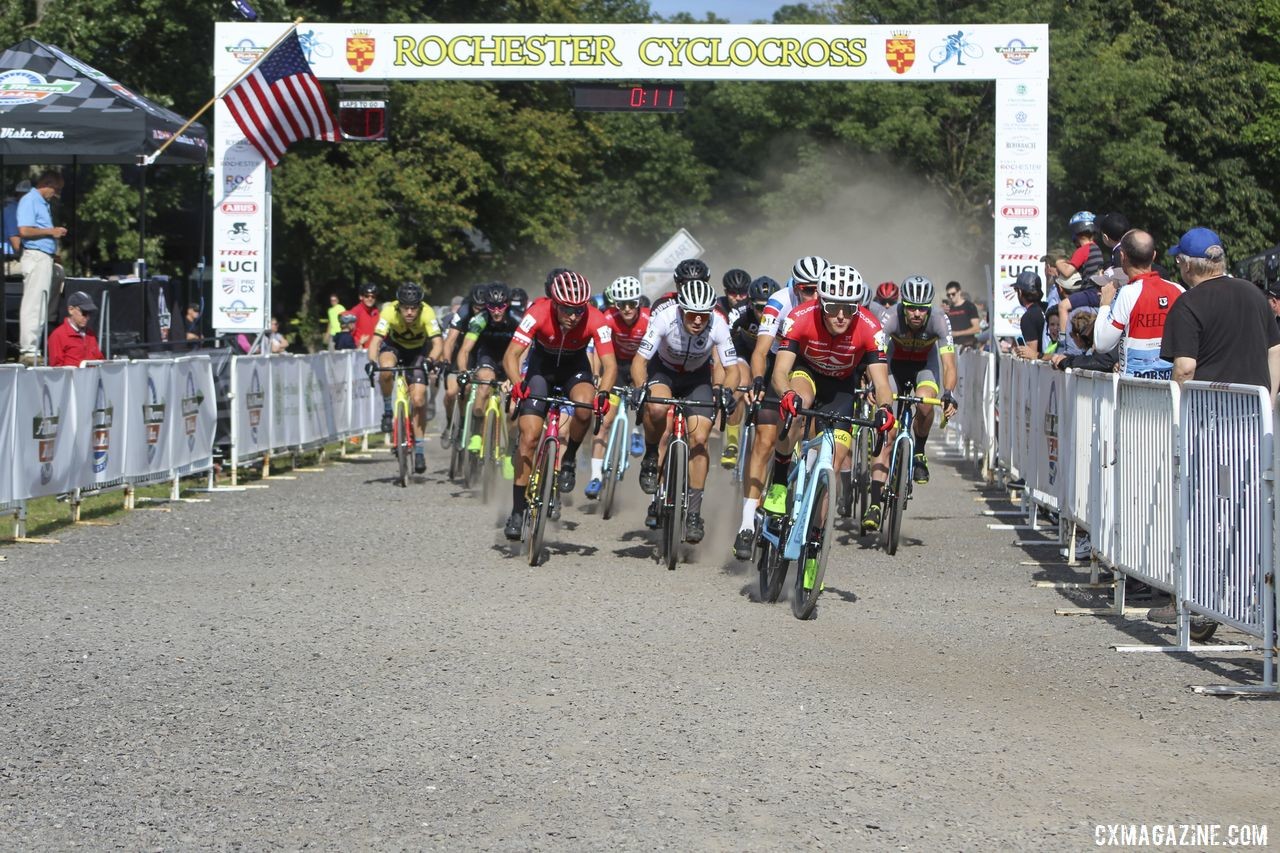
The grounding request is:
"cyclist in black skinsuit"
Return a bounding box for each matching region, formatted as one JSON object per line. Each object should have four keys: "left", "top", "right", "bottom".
{"left": 455, "top": 282, "right": 520, "bottom": 453}
{"left": 721, "top": 275, "right": 780, "bottom": 470}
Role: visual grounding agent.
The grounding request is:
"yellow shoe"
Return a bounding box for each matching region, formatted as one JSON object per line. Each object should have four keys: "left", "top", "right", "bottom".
{"left": 501, "top": 455, "right": 515, "bottom": 480}
{"left": 467, "top": 434, "right": 482, "bottom": 453}
{"left": 763, "top": 483, "right": 787, "bottom": 515}
{"left": 719, "top": 444, "right": 738, "bottom": 469}
{"left": 802, "top": 557, "right": 824, "bottom": 592}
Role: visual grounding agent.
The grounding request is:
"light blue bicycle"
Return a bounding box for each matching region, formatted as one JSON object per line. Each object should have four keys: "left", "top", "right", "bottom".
{"left": 599, "top": 385, "right": 636, "bottom": 520}
{"left": 756, "top": 405, "right": 882, "bottom": 619}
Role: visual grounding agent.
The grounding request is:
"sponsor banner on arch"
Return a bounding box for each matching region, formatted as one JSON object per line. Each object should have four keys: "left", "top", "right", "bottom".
{"left": 214, "top": 23, "right": 1049, "bottom": 82}
{"left": 993, "top": 77, "right": 1048, "bottom": 338}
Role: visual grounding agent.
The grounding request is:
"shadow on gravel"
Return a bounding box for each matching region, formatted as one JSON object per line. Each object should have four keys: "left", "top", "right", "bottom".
{"left": 613, "top": 544, "right": 653, "bottom": 560}
{"left": 544, "top": 541, "right": 599, "bottom": 559}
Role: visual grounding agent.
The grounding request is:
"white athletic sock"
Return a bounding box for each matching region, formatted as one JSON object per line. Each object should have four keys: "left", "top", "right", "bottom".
{"left": 741, "top": 498, "right": 759, "bottom": 532}
{"left": 591, "top": 458, "right": 604, "bottom": 480}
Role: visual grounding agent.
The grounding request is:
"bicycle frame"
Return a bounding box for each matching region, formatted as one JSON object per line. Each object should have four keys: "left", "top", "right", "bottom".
{"left": 603, "top": 385, "right": 634, "bottom": 481}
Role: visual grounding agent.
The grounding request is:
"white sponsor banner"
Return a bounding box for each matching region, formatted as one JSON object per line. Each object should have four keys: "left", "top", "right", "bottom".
{"left": 211, "top": 128, "right": 269, "bottom": 333}
{"left": 0, "top": 368, "right": 18, "bottom": 504}
{"left": 71, "top": 362, "right": 130, "bottom": 487}
{"left": 271, "top": 356, "right": 302, "bottom": 449}
{"left": 214, "top": 24, "right": 1049, "bottom": 82}
{"left": 170, "top": 357, "right": 218, "bottom": 475}
{"left": 348, "top": 351, "right": 378, "bottom": 434}
{"left": 14, "top": 368, "right": 78, "bottom": 498}
{"left": 125, "top": 360, "right": 176, "bottom": 481}
{"left": 299, "top": 354, "right": 336, "bottom": 447}
{"left": 992, "top": 77, "right": 1048, "bottom": 338}
{"left": 230, "top": 355, "right": 272, "bottom": 463}
{"left": 325, "top": 352, "right": 352, "bottom": 438}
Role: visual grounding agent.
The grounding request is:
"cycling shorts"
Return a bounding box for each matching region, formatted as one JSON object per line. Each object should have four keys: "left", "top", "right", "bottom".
{"left": 756, "top": 352, "right": 781, "bottom": 427}
{"left": 519, "top": 347, "right": 595, "bottom": 418}
{"left": 379, "top": 340, "right": 431, "bottom": 386}
{"left": 787, "top": 360, "right": 857, "bottom": 449}
{"left": 648, "top": 363, "right": 715, "bottom": 409}
{"left": 475, "top": 348, "right": 508, "bottom": 381}
{"left": 889, "top": 347, "right": 941, "bottom": 396}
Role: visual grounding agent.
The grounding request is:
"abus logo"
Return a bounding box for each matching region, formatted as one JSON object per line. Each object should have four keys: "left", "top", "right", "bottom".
{"left": 1001, "top": 205, "right": 1039, "bottom": 218}
{"left": 221, "top": 201, "right": 257, "bottom": 215}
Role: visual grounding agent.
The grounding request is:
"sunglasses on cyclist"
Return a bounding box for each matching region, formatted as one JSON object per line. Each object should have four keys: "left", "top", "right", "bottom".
{"left": 903, "top": 303, "right": 931, "bottom": 313}
{"left": 820, "top": 300, "right": 857, "bottom": 317}
{"left": 615, "top": 300, "right": 639, "bottom": 310}
{"left": 556, "top": 303, "right": 586, "bottom": 316}
{"left": 486, "top": 301, "right": 508, "bottom": 310}
{"left": 683, "top": 310, "right": 712, "bottom": 322}
{"left": 751, "top": 301, "right": 768, "bottom": 313}
{"left": 796, "top": 284, "right": 818, "bottom": 296}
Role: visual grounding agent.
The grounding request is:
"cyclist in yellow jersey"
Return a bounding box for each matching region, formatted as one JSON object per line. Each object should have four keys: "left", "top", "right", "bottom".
{"left": 367, "top": 282, "right": 444, "bottom": 473}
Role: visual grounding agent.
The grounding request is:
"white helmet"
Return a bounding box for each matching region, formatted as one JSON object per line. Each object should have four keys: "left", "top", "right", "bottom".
{"left": 676, "top": 278, "right": 717, "bottom": 312}
{"left": 900, "top": 274, "right": 935, "bottom": 306}
{"left": 792, "top": 255, "right": 829, "bottom": 285}
{"left": 858, "top": 276, "right": 874, "bottom": 307}
{"left": 608, "top": 275, "right": 642, "bottom": 303}
{"left": 817, "top": 264, "right": 866, "bottom": 304}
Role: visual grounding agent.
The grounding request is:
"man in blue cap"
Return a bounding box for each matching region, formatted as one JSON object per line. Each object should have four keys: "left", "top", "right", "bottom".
{"left": 1160, "top": 226, "right": 1280, "bottom": 395}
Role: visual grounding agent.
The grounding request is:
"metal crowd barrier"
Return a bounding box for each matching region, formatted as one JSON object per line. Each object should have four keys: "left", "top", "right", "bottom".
{"left": 947, "top": 353, "right": 1278, "bottom": 694}
{"left": 951, "top": 350, "right": 997, "bottom": 478}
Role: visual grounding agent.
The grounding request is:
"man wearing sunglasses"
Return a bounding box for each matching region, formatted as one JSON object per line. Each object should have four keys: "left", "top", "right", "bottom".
{"left": 632, "top": 276, "right": 740, "bottom": 544}
{"left": 731, "top": 256, "right": 825, "bottom": 561}
{"left": 455, "top": 282, "right": 520, "bottom": 453}
{"left": 584, "top": 275, "right": 652, "bottom": 499}
{"left": 872, "top": 275, "right": 959, "bottom": 528}
{"left": 503, "top": 271, "right": 616, "bottom": 540}
{"left": 768, "top": 264, "right": 896, "bottom": 545}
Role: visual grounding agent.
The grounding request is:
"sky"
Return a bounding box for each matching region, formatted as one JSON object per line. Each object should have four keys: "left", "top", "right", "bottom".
{"left": 646, "top": 0, "right": 785, "bottom": 23}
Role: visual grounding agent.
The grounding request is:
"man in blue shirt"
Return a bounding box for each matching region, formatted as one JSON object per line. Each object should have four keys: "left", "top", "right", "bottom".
{"left": 17, "top": 171, "right": 66, "bottom": 365}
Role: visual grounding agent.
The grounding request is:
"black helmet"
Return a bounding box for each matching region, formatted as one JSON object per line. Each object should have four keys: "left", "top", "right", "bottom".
{"left": 358, "top": 281, "right": 378, "bottom": 296}
{"left": 1013, "top": 270, "right": 1042, "bottom": 294}
{"left": 468, "top": 283, "right": 488, "bottom": 306}
{"left": 487, "top": 281, "right": 510, "bottom": 305}
{"left": 544, "top": 267, "right": 571, "bottom": 296}
{"left": 749, "top": 275, "right": 780, "bottom": 302}
{"left": 722, "top": 268, "right": 752, "bottom": 294}
{"left": 674, "top": 258, "right": 709, "bottom": 283}
{"left": 397, "top": 281, "right": 424, "bottom": 307}
{"left": 510, "top": 287, "right": 528, "bottom": 310}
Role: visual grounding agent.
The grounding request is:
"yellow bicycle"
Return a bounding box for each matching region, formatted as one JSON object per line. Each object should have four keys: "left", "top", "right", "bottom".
{"left": 368, "top": 364, "right": 416, "bottom": 488}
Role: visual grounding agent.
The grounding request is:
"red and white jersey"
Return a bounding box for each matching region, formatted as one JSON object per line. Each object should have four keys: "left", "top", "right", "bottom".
{"left": 779, "top": 302, "right": 886, "bottom": 380}
{"left": 601, "top": 305, "right": 651, "bottom": 362}
{"left": 637, "top": 302, "right": 739, "bottom": 373}
{"left": 513, "top": 296, "right": 614, "bottom": 357}
{"left": 758, "top": 286, "right": 816, "bottom": 354}
{"left": 1095, "top": 270, "right": 1183, "bottom": 376}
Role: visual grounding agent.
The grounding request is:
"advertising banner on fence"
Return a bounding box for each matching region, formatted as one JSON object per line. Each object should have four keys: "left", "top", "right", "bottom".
{"left": 171, "top": 357, "right": 217, "bottom": 475}
{"left": 71, "top": 362, "right": 130, "bottom": 488}
{"left": 300, "top": 354, "right": 336, "bottom": 448}
{"left": 349, "top": 352, "right": 378, "bottom": 433}
{"left": 0, "top": 368, "right": 17, "bottom": 504}
{"left": 271, "top": 356, "right": 301, "bottom": 450}
{"left": 13, "top": 367, "right": 77, "bottom": 499}
{"left": 230, "top": 355, "right": 272, "bottom": 463}
{"left": 125, "top": 360, "right": 175, "bottom": 482}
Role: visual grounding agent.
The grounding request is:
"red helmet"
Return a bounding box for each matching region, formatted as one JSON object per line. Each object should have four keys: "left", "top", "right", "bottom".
{"left": 875, "top": 280, "right": 899, "bottom": 303}
{"left": 549, "top": 270, "right": 591, "bottom": 307}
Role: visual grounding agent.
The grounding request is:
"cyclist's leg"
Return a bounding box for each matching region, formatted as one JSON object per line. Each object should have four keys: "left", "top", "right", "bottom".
{"left": 408, "top": 350, "right": 430, "bottom": 439}
{"left": 812, "top": 381, "right": 856, "bottom": 531}
{"left": 865, "top": 363, "right": 906, "bottom": 529}
{"left": 470, "top": 358, "right": 498, "bottom": 452}
{"left": 738, "top": 351, "right": 777, "bottom": 531}
{"left": 766, "top": 367, "right": 817, "bottom": 505}
{"left": 676, "top": 368, "right": 715, "bottom": 539}
{"left": 911, "top": 356, "right": 940, "bottom": 483}
{"left": 590, "top": 377, "right": 624, "bottom": 492}
{"left": 378, "top": 345, "right": 399, "bottom": 430}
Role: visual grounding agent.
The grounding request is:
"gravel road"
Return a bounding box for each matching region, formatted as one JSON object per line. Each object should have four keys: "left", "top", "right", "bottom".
{"left": 1, "top": 437, "right": 1276, "bottom": 850}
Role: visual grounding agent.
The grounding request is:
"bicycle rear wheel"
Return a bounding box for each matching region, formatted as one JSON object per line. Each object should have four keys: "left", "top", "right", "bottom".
{"left": 883, "top": 442, "right": 911, "bottom": 556}
{"left": 601, "top": 418, "right": 625, "bottom": 520}
{"left": 792, "top": 469, "right": 835, "bottom": 620}
{"left": 527, "top": 438, "right": 557, "bottom": 567}
{"left": 480, "top": 409, "right": 498, "bottom": 503}
{"left": 395, "top": 408, "right": 411, "bottom": 488}
{"left": 736, "top": 422, "right": 754, "bottom": 501}
{"left": 855, "top": 427, "right": 872, "bottom": 524}
{"left": 756, "top": 520, "right": 788, "bottom": 603}
{"left": 662, "top": 440, "right": 688, "bottom": 571}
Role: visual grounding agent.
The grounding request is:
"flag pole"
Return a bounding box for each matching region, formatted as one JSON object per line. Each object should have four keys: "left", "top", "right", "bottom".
{"left": 140, "top": 17, "right": 305, "bottom": 166}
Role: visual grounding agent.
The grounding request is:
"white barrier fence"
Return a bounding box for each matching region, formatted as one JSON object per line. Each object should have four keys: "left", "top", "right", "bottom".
{"left": 228, "top": 351, "right": 379, "bottom": 475}
{"left": 950, "top": 352, "right": 1277, "bottom": 694}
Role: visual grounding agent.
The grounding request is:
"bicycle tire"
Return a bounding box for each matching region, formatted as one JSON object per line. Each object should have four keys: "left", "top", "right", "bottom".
{"left": 459, "top": 401, "right": 477, "bottom": 488}
{"left": 853, "top": 426, "right": 871, "bottom": 522}
{"left": 736, "top": 423, "right": 754, "bottom": 502}
{"left": 884, "top": 441, "right": 911, "bottom": 556}
{"left": 662, "top": 440, "right": 688, "bottom": 571}
{"left": 601, "top": 417, "right": 625, "bottom": 520}
{"left": 528, "top": 438, "right": 557, "bottom": 567}
{"left": 481, "top": 408, "right": 498, "bottom": 503}
{"left": 756, "top": 524, "right": 788, "bottom": 603}
{"left": 963, "top": 41, "right": 981, "bottom": 59}
{"left": 792, "top": 469, "right": 835, "bottom": 619}
{"left": 395, "top": 410, "right": 410, "bottom": 488}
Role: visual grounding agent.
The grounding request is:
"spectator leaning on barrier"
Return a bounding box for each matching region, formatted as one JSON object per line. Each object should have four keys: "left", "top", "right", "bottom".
{"left": 349, "top": 282, "right": 381, "bottom": 349}
{"left": 1160, "top": 227, "right": 1280, "bottom": 395}
{"left": 334, "top": 312, "right": 357, "bottom": 350}
{"left": 1097, "top": 211, "right": 1131, "bottom": 270}
{"left": 46, "top": 291, "right": 104, "bottom": 367}
{"left": 1012, "top": 270, "right": 1045, "bottom": 359}
{"left": 269, "top": 316, "right": 289, "bottom": 354}
{"left": 1092, "top": 230, "right": 1182, "bottom": 378}
{"left": 326, "top": 293, "right": 346, "bottom": 350}
{"left": 1053, "top": 211, "right": 1105, "bottom": 282}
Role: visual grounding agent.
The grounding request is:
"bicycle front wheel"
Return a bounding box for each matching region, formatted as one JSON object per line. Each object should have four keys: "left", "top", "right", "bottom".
{"left": 527, "top": 438, "right": 558, "bottom": 567}
{"left": 395, "top": 409, "right": 411, "bottom": 488}
{"left": 883, "top": 442, "right": 911, "bottom": 556}
{"left": 792, "top": 469, "right": 835, "bottom": 620}
{"left": 736, "top": 423, "right": 754, "bottom": 501}
{"left": 662, "top": 440, "right": 688, "bottom": 571}
{"left": 481, "top": 409, "right": 499, "bottom": 503}
{"left": 601, "top": 418, "right": 625, "bottom": 520}
{"left": 757, "top": 521, "right": 788, "bottom": 603}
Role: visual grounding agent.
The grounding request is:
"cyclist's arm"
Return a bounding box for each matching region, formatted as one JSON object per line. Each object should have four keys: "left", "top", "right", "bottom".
{"left": 456, "top": 333, "right": 476, "bottom": 371}
{"left": 503, "top": 338, "right": 529, "bottom": 388}
{"left": 750, "top": 333, "right": 773, "bottom": 383}
{"left": 630, "top": 352, "right": 650, "bottom": 389}
{"left": 866, "top": 361, "right": 893, "bottom": 409}
{"left": 597, "top": 352, "right": 617, "bottom": 394}
{"left": 940, "top": 348, "right": 958, "bottom": 395}
{"left": 428, "top": 333, "right": 443, "bottom": 363}
{"left": 367, "top": 333, "right": 385, "bottom": 363}
{"left": 711, "top": 349, "right": 726, "bottom": 386}
{"left": 770, "top": 349, "right": 797, "bottom": 398}
{"left": 442, "top": 327, "right": 461, "bottom": 361}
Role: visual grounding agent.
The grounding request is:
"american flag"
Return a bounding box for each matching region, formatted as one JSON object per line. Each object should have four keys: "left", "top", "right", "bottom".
{"left": 223, "top": 28, "right": 337, "bottom": 167}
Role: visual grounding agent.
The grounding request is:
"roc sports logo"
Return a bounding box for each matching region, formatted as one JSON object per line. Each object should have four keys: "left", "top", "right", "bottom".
{"left": 347, "top": 32, "right": 375, "bottom": 72}
{"left": 885, "top": 33, "right": 914, "bottom": 74}
{"left": 0, "top": 69, "right": 81, "bottom": 107}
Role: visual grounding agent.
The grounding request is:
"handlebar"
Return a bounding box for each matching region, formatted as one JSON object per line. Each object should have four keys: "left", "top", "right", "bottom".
{"left": 782, "top": 406, "right": 885, "bottom": 456}
{"left": 641, "top": 394, "right": 729, "bottom": 433}
{"left": 509, "top": 392, "right": 604, "bottom": 434}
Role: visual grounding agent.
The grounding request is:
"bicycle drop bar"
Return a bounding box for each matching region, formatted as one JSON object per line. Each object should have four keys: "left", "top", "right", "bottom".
{"left": 642, "top": 395, "right": 728, "bottom": 432}
{"left": 366, "top": 364, "right": 417, "bottom": 387}
{"left": 510, "top": 393, "right": 603, "bottom": 433}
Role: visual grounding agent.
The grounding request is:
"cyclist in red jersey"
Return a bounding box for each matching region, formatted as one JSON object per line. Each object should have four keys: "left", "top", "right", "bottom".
{"left": 502, "top": 270, "right": 617, "bottom": 540}
{"left": 585, "top": 275, "right": 651, "bottom": 499}
{"left": 768, "top": 265, "right": 895, "bottom": 521}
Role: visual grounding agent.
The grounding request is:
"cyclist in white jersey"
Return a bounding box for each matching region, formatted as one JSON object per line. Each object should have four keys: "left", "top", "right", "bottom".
{"left": 633, "top": 277, "right": 739, "bottom": 543}
{"left": 731, "top": 256, "right": 827, "bottom": 560}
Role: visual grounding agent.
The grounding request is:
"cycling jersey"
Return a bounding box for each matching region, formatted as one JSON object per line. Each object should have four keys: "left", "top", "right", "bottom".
{"left": 1094, "top": 270, "right": 1183, "bottom": 377}
{"left": 601, "top": 305, "right": 651, "bottom": 363}
{"left": 878, "top": 305, "right": 955, "bottom": 363}
{"left": 729, "top": 305, "right": 765, "bottom": 355}
{"left": 713, "top": 295, "right": 748, "bottom": 325}
{"left": 374, "top": 301, "right": 442, "bottom": 350}
{"left": 465, "top": 310, "right": 519, "bottom": 355}
{"left": 779, "top": 302, "right": 885, "bottom": 380}
{"left": 758, "top": 287, "right": 815, "bottom": 354}
{"left": 513, "top": 296, "right": 614, "bottom": 360}
{"left": 869, "top": 301, "right": 895, "bottom": 328}
{"left": 637, "top": 302, "right": 739, "bottom": 373}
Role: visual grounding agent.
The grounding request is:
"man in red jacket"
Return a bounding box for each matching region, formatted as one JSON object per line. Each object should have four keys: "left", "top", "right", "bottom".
{"left": 46, "top": 290, "right": 104, "bottom": 367}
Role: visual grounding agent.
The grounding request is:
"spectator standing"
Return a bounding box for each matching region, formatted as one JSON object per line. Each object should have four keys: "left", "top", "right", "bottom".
{"left": 1160, "top": 227, "right": 1280, "bottom": 394}
{"left": 268, "top": 316, "right": 289, "bottom": 354}
{"left": 334, "top": 312, "right": 357, "bottom": 350}
{"left": 1097, "top": 211, "right": 1131, "bottom": 270}
{"left": 46, "top": 291, "right": 104, "bottom": 367}
{"left": 1265, "top": 281, "right": 1280, "bottom": 330}
{"left": 349, "top": 282, "right": 381, "bottom": 349}
{"left": 184, "top": 304, "right": 202, "bottom": 343}
{"left": 1093, "top": 230, "right": 1182, "bottom": 378}
{"left": 1052, "top": 210, "right": 1105, "bottom": 281}
{"left": 325, "top": 293, "right": 346, "bottom": 350}
{"left": 944, "top": 282, "right": 981, "bottom": 349}
{"left": 1012, "top": 270, "right": 1045, "bottom": 358}
{"left": 17, "top": 171, "right": 67, "bottom": 366}
{"left": 3, "top": 179, "right": 28, "bottom": 276}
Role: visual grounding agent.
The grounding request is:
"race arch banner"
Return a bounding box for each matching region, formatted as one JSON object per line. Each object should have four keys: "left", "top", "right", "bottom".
{"left": 212, "top": 23, "right": 1048, "bottom": 335}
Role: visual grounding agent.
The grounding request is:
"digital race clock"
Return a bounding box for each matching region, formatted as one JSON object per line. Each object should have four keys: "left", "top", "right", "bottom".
{"left": 572, "top": 84, "right": 686, "bottom": 113}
